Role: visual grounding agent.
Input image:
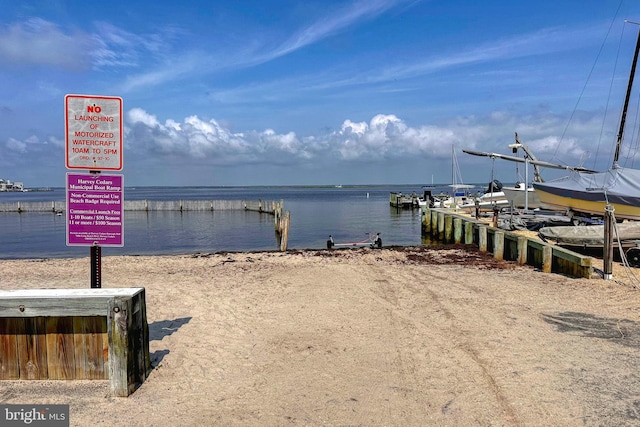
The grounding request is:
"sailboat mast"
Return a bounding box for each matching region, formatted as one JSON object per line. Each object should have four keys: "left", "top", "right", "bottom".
{"left": 613, "top": 26, "right": 640, "bottom": 167}
{"left": 451, "top": 145, "right": 455, "bottom": 187}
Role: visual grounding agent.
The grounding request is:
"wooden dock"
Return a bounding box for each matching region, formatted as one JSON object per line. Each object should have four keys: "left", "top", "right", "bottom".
{"left": 389, "top": 192, "right": 419, "bottom": 209}
{"left": 421, "top": 206, "right": 593, "bottom": 279}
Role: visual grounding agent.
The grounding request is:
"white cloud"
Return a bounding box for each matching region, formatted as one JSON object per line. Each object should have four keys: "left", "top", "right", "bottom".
{"left": 6, "top": 137, "right": 27, "bottom": 153}
{"left": 123, "top": 110, "right": 488, "bottom": 167}
{"left": 3, "top": 107, "right": 621, "bottom": 184}
{"left": 126, "top": 108, "right": 604, "bottom": 164}
{"left": 0, "top": 18, "right": 94, "bottom": 70}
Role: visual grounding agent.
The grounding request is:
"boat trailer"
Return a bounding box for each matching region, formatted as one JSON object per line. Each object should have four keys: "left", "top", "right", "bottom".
{"left": 327, "top": 233, "right": 382, "bottom": 249}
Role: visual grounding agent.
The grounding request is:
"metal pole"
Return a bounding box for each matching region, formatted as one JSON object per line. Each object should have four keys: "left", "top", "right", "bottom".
{"left": 524, "top": 157, "right": 529, "bottom": 211}
{"left": 91, "top": 245, "right": 102, "bottom": 288}
{"left": 603, "top": 205, "right": 614, "bottom": 280}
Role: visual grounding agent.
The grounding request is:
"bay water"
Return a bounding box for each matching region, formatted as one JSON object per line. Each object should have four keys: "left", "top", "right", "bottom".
{"left": 0, "top": 185, "right": 478, "bottom": 259}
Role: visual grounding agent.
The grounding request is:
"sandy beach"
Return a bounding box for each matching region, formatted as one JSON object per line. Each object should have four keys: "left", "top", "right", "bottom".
{"left": 1, "top": 246, "right": 640, "bottom": 426}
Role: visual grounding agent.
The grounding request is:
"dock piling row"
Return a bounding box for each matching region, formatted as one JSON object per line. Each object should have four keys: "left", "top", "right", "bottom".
{"left": 421, "top": 206, "right": 593, "bottom": 278}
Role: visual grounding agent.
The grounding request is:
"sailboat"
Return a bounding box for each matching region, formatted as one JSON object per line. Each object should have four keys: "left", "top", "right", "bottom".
{"left": 419, "top": 145, "right": 475, "bottom": 208}
{"left": 533, "top": 25, "right": 640, "bottom": 220}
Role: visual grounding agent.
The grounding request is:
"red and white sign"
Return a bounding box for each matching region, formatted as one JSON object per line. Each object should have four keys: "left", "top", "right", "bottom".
{"left": 65, "top": 94, "right": 123, "bottom": 171}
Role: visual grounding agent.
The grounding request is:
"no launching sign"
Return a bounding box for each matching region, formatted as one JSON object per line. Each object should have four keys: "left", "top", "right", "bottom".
{"left": 65, "top": 94, "right": 123, "bottom": 171}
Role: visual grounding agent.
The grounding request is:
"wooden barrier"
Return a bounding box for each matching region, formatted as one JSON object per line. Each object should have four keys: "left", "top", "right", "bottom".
{"left": 0, "top": 288, "right": 149, "bottom": 397}
{"left": 421, "top": 208, "right": 593, "bottom": 279}
{"left": 0, "top": 199, "right": 292, "bottom": 252}
{"left": 0, "top": 199, "right": 278, "bottom": 213}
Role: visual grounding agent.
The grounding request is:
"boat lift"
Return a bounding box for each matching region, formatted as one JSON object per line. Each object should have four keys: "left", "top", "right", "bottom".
{"left": 327, "top": 233, "right": 382, "bottom": 249}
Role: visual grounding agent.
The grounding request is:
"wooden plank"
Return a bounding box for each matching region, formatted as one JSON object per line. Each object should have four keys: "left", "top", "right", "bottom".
{"left": 73, "top": 316, "right": 108, "bottom": 380}
{"left": 0, "top": 318, "right": 20, "bottom": 379}
{"left": 17, "top": 317, "right": 48, "bottom": 380}
{"left": 87, "top": 317, "right": 107, "bottom": 379}
{"left": 46, "top": 317, "right": 76, "bottom": 380}
{"left": 551, "top": 246, "right": 593, "bottom": 266}
{"left": 0, "top": 288, "right": 144, "bottom": 318}
{"left": 102, "top": 317, "right": 109, "bottom": 376}
{"left": 73, "top": 317, "right": 87, "bottom": 379}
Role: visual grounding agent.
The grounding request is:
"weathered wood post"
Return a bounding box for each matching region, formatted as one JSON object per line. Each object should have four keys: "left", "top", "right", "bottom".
{"left": 437, "top": 212, "right": 445, "bottom": 241}
{"left": 430, "top": 210, "right": 438, "bottom": 237}
{"left": 279, "top": 211, "right": 290, "bottom": 251}
{"left": 517, "top": 236, "right": 528, "bottom": 265}
{"left": 444, "top": 214, "right": 453, "bottom": 243}
{"left": 108, "top": 297, "right": 133, "bottom": 397}
{"left": 478, "top": 225, "right": 487, "bottom": 252}
{"left": 493, "top": 230, "right": 504, "bottom": 261}
{"left": 422, "top": 209, "right": 431, "bottom": 236}
{"left": 453, "top": 217, "right": 462, "bottom": 244}
{"left": 542, "top": 245, "right": 553, "bottom": 273}
{"left": 107, "top": 291, "right": 149, "bottom": 397}
{"left": 464, "top": 221, "right": 474, "bottom": 244}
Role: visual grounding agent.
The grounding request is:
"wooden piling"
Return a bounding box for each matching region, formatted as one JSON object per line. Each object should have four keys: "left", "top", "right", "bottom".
{"left": 493, "top": 230, "right": 504, "bottom": 261}
{"left": 444, "top": 215, "right": 453, "bottom": 243}
{"left": 478, "top": 226, "right": 488, "bottom": 252}
{"left": 419, "top": 206, "right": 594, "bottom": 279}
{"left": 279, "top": 211, "right": 290, "bottom": 251}
{"left": 453, "top": 218, "right": 462, "bottom": 244}
{"left": 542, "top": 245, "right": 552, "bottom": 273}
{"left": 431, "top": 210, "right": 438, "bottom": 237}
{"left": 422, "top": 211, "right": 431, "bottom": 234}
{"left": 517, "top": 236, "right": 528, "bottom": 265}
{"left": 464, "top": 221, "right": 473, "bottom": 245}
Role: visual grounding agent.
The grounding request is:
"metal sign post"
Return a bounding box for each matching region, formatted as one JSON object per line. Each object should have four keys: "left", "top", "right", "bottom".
{"left": 90, "top": 245, "right": 102, "bottom": 288}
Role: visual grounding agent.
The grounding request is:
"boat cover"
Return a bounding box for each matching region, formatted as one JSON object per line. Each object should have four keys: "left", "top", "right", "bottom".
{"left": 538, "top": 221, "right": 640, "bottom": 246}
{"left": 533, "top": 167, "right": 640, "bottom": 208}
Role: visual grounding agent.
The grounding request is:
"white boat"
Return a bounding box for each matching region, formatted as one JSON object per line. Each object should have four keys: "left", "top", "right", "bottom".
{"left": 419, "top": 145, "right": 476, "bottom": 209}
{"left": 501, "top": 184, "right": 542, "bottom": 209}
{"left": 418, "top": 185, "right": 475, "bottom": 208}
{"left": 458, "top": 180, "right": 509, "bottom": 212}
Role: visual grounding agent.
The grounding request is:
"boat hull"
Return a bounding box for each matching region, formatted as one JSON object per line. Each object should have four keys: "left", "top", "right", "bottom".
{"left": 533, "top": 168, "right": 640, "bottom": 220}
{"left": 501, "top": 186, "right": 542, "bottom": 209}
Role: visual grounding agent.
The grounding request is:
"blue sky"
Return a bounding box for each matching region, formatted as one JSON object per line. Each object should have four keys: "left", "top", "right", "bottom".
{"left": 2, "top": 0, "right": 640, "bottom": 187}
